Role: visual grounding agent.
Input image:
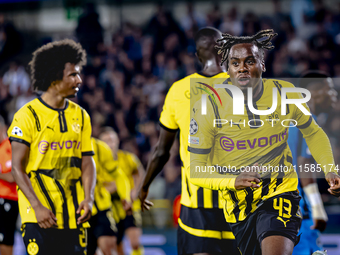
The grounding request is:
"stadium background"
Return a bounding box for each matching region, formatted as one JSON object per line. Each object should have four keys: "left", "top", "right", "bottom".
{"left": 0, "top": 0, "right": 340, "bottom": 254}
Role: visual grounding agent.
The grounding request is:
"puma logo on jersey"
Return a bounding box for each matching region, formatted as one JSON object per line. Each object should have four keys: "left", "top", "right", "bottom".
{"left": 47, "top": 126, "right": 54, "bottom": 132}
{"left": 277, "top": 216, "right": 290, "bottom": 227}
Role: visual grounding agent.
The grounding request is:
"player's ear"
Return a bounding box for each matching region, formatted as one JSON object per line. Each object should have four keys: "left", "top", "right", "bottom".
{"left": 261, "top": 59, "right": 266, "bottom": 72}
{"left": 195, "top": 52, "right": 202, "bottom": 63}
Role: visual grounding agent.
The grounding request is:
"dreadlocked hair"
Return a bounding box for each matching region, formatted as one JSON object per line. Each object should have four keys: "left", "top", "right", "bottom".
{"left": 215, "top": 29, "right": 277, "bottom": 67}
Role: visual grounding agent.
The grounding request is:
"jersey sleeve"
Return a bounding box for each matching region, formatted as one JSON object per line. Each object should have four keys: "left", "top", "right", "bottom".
{"left": 187, "top": 98, "right": 216, "bottom": 153}
{"left": 81, "top": 109, "right": 94, "bottom": 156}
{"left": 159, "top": 84, "right": 179, "bottom": 131}
{"left": 129, "top": 153, "right": 141, "bottom": 174}
{"left": 8, "top": 108, "right": 34, "bottom": 147}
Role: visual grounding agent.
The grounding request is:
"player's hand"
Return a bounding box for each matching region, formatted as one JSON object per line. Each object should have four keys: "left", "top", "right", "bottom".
{"left": 311, "top": 219, "right": 327, "bottom": 232}
{"left": 235, "top": 163, "right": 262, "bottom": 190}
{"left": 76, "top": 199, "right": 93, "bottom": 225}
{"left": 34, "top": 204, "right": 57, "bottom": 229}
{"left": 138, "top": 187, "right": 154, "bottom": 212}
{"left": 122, "top": 199, "right": 132, "bottom": 212}
{"left": 326, "top": 172, "right": 340, "bottom": 197}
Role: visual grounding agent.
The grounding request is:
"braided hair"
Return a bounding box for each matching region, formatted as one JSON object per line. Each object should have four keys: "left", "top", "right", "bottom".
{"left": 215, "top": 29, "right": 277, "bottom": 67}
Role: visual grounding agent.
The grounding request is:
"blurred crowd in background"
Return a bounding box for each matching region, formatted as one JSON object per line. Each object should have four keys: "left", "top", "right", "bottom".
{"left": 1, "top": 0, "right": 340, "bottom": 217}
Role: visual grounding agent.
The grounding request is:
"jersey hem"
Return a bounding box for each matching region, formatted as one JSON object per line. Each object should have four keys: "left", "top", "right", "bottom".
{"left": 159, "top": 122, "right": 179, "bottom": 132}
{"left": 82, "top": 151, "right": 95, "bottom": 156}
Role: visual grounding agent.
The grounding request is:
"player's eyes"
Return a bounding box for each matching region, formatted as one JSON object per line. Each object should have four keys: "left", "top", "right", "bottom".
{"left": 232, "top": 62, "right": 239, "bottom": 66}
{"left": 247, "top": 60, "right": 254, "bottom": 64}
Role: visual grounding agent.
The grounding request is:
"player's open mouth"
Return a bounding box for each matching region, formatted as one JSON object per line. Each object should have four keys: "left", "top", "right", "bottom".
{"left": 238, "top": 77, "right": 250, "bottom": 86}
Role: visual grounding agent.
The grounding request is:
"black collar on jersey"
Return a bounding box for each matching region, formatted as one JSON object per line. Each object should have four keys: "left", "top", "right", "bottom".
{"left": 197, "top": 71, "right": 225, "bottom": 78}
{"left": 38, "top": 97, "right": 69, "bottom": 111}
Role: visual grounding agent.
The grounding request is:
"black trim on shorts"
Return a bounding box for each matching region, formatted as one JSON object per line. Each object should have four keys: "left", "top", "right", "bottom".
{"left": 180, "top": 205, "right": 232, "bottom": 232}
{"left": 187, "top": 146, "right": 211, "bottom": 154}
{"left": 260, "top": 230, "right": 300, "bottom": 246}
{"left": 9, "top": 137, "right": 30, "bottom": 147}
{"left": 159, "top": 122, "right": 179, "bottom": 133}
{"left": 297, "top": 116, "right": 313, "bottom": 129}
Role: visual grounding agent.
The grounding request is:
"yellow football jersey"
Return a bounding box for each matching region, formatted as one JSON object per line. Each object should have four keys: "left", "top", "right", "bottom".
{"left": 160, "top": 72, "right": 230, "bottom": 209}
{"left": 92, "top": 143, "right": 132, "bottom": 223}
{"left": 91, "top": 138, "right": 114, "bottom": 216}
{"left": 189, "top": 79, "right": 336, "bottom": 223}
{"left": 115, "top": 150, "right": 142, "bottom": 211}
{"left": 8, "top": 97, "right": 94, "bottom": 229}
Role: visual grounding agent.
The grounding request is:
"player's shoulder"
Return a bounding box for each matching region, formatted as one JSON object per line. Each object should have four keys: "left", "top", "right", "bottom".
{"left": 14, "top": 97, "right": 40, "bottom": 117}
{"left": 264, "top": 78, "right": 296, "bottom": 88}
{"left": 67, "top": 100, "right": 85, "bottom": 112}
{"left": 94, "top": 138, "right": 110, "bottom": 151}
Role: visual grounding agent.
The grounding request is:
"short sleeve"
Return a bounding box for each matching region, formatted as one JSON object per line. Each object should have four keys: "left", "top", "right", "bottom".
{"left": 81, "top": 109, "right": 94, "bottom": 156}
{"left": 187, "top": 99, "right": 216, "bottom": 154}
{"left": 159, "top": 85, "right": 179, "bottom": 131}
{"left": 8, "top": 109, "right": 33, "bottom": 147}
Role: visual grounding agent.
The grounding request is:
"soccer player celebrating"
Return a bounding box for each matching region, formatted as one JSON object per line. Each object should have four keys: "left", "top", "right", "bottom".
{"left": 188, "top": 29, "right": 340, "bottom": 255}
{"left": 139, "top": 27, "right": 239, "bottom": 255}
{"left": 100, "top": 127, "right": 144, "bottom": 255}
{"left": 0, "top": 115, "right": 18, "bottom": 255}
{"left": 8, "top": 39, "right": 96, "bottom": 255}
{"left": 288, "top": 71, "right": 338, "bottom": 255}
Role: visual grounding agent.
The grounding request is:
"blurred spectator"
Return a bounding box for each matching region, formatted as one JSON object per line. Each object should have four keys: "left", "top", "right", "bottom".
{"left": 219, "top": 6, "right": 242, "bottom": 36}
{"left": 0, "top": 13, "right": 22, "bottom": 65}
{"left": 180, "top": 2, "right": 206, "bottom": 33}
{"left": 2, "top": 60, "right": 30, "bottom": 97}
{"left": 75, "top": 3, "right": 104, "bottom": 56}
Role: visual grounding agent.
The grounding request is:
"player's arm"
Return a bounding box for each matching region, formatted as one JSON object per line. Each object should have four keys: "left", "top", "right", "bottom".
{"left": 11, "top": 141, "right": 57, "bottom": 228}
{"left": 77, "top": 109, "right": 96, "bottom": 225}
{"left": 139, "top": 126, "right": 177, "bottom": 211}
{"left": 77, "top": 155, "right": 96, "bottom": 225}
{"left": 188, "top": 100, "right": 260, "bottom": 191}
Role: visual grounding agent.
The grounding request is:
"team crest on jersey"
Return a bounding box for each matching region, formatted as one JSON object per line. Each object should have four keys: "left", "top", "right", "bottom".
{"left": 72, "top": 122, "right": 81, "bottom": 133}
{"left": 190, "top": 118, "right": 198, "bottom": 135}
{"left": 11, "top": 126, "right": 23, "bottom": 137}
{"left": 266, "top": 110, "right": 280, "bottom": 126}
{"left": 27, "top": 239, "right": 39, "bottom": 255}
